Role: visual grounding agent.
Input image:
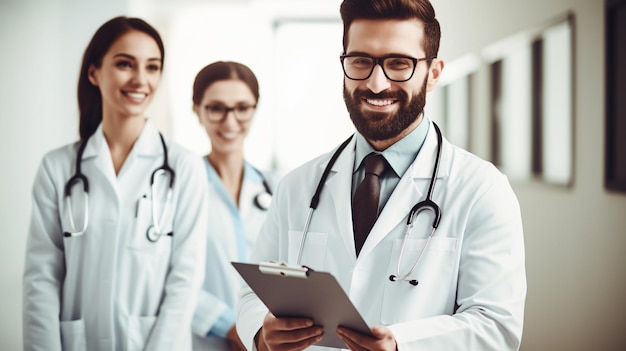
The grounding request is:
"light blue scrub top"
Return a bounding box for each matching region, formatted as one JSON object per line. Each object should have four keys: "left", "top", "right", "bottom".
{"left": 192, "top": 158, "right": 271, "bottom": 350}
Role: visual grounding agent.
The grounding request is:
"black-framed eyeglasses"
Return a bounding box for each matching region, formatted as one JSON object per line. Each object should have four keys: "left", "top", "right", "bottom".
{"left": 340, "top": 54, "right": 435, "bottom": 82}
{"left": 203, "top": 104, "right": 257, "bottom": 123}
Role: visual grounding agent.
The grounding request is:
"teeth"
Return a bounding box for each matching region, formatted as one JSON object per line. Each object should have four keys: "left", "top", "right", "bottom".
{"left": 220, "top": 132, "right": 239, "bottom": 140}
{"left": 125, "top": 92, "right": 146, "bottom": 99}
{"left": 367, "top": 99, "right": 394, "bottom": 106}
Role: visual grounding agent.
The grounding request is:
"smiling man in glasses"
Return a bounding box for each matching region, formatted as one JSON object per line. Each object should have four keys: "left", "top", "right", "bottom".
{"left": 340, "top": 24, "right": 437, "bottom": 150}
{"left": 237, "top": 1, "right": 526, "bottom": 350}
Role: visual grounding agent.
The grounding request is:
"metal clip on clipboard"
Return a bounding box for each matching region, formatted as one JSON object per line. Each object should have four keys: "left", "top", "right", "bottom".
{"left": 258, "top": 261, "right": 311, "bottom": 278}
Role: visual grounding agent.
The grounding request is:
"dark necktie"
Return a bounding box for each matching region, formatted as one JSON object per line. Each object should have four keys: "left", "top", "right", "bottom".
{"left": 352, "top": 153, "right": 388, "bottom": 256}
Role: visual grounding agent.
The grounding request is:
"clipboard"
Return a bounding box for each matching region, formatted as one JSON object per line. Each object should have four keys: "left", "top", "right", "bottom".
{"left": 232, "top": 261, "right": 374, "bottom": 348}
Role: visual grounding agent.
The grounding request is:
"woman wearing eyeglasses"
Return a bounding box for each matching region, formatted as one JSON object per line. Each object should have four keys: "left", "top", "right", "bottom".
{"left": 191, "top": 61, "right": 274, "bottom": 351}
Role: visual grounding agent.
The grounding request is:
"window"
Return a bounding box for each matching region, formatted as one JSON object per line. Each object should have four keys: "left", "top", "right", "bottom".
{"left": 272, "top": 19, "right": 353, "bottom": 175}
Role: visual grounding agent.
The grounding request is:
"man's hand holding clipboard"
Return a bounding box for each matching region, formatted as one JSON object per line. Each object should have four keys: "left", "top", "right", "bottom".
{"left": 256, "top": 311, "right": 397, "bottom": 351}
{"left": 232, "top": 261, "right": 395, "bottom": 350}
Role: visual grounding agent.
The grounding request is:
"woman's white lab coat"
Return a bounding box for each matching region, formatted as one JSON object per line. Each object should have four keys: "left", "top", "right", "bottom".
{"left": 237, "top": 120, "right": 526, "bottom": 350}
{"left": 192, "top": 161, "right": 271, "bottom": 350}
{"left": 23, "top": 120, "right": 209, "bottom": 351}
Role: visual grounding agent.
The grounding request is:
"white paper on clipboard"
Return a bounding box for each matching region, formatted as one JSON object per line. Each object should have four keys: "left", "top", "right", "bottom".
{"left": 232, "top": 261, "right": 374, "bottom": 349}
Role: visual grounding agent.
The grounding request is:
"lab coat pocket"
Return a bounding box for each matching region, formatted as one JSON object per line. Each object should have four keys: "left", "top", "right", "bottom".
{"left": 287, "top": 230, "right": 328, "bottom": 270}
{"left": 60, "top": 318, "right": 86, "bottom": 351}
{"left": 127, "top": 315, "right": 157, "bottom": 351}
{"left": 130, "top": 196, "right": 174, "bottom": 254}
{"left": 381, "top": 237, "right": 458, "bottom": 324}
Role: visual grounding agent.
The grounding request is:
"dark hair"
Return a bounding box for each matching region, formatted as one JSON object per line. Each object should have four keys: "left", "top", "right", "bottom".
{"left": 339, "top": 0, "right": 441, "bottom": 59}
{"left": 77, "top": 16, "right": 165, "bottom": 140}
{"left": 192, "top": 61, "right": 260, "bottom": 106}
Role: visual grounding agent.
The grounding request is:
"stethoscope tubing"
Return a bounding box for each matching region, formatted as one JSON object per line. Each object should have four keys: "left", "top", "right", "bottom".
{"left": 146, "top": 133, "right": 175, "bottom": 242}
{"left": 63, "top": 138, "right": 90, "bottom": 237}
{"left": 406, "top": 122, "right": 443, "bottom": 228}
{"left": 297, "top": 122, "right": 443, "bottom": 286}
{"left": 252, "top": 172, "right": 273, "bottom": 211}
{"left": 64, "top": 131, "right": 175, "bottom": 242}
{"left": 391, "top": 122, "right": 443, "bottom": 285}
{"left": 296, "top": 135, "right": 353, "bottom": 265}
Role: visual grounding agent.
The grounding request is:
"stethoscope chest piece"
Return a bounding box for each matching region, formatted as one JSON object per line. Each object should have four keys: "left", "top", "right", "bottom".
{"left": 146, "top": 225, "right": 160, "bottom": 242}
{"left": 252, "top": 171, "right": 273, "bottom": 211}
{"left": 254, "top": 191, "right": 272, "bottom": 211}
{"left": 146, "top": 225, "right": 173, "bottom": 242}
{"left": 64, "top": 131, "right": 175, "bottom": 242}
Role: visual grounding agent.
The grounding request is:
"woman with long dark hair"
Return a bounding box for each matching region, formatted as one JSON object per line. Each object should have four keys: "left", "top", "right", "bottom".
{"left": 23, "top": 16, "right": 208, "bottom": 350}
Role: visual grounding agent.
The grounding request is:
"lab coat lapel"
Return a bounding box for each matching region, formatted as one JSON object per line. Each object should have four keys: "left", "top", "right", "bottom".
{"left": 357, "top": 172, "right": 423, "bottom": 259}
{"left": 322, "top": 137, "right": 358, "bottom": 259}
{"left": 410, "top": 122, "right": 451, "bottom": 180}
{"left": 119, "top": 121, "right": 165, "bottom": 197}
{"left": 358, "top": 121, "right": 450, "bottom": 259}
{"left": 81, "top": 124, "right": 118, "bottom": 193}
{"left": 131, "top": 120, "right": 163, "bottom": 159}
{"left": 80, "top": 120, "right": 163, "bottom": 195}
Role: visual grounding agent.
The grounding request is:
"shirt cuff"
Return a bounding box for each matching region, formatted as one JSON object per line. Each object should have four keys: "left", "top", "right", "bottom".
{"left": 208, "top": 307, "right": 236, "bottom": 338}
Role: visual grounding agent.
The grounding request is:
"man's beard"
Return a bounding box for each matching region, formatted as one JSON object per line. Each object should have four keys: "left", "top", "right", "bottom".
{"left": 343, "top": 77, "right": 428, "bottom": 141}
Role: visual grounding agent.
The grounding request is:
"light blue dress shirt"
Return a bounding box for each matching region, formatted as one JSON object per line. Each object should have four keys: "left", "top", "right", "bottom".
{"left": 352, "top": 116, "right": 430, "bottom": 213}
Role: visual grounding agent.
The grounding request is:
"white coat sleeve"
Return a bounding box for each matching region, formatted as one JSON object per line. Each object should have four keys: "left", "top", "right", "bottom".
{"left": 23, "top": 157, "right": 64, "bottom": 351}
{"left": 192, "top": 289, "right": 230, "bottom": 337}
{"left": 236, "top": 178, "right": 284, "bottom": 351}
{"left": 389, "top": 173, "right": 526, "bottom": 350}
{"left": 144, "top": 154, "right": 209, "bottom": 351}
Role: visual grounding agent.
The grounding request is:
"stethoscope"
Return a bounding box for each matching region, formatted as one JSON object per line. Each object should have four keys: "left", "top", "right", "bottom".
{"left": 253, "top": 173, "right": 273, "bottom": 211}
{"left": 63, "top": 132, "right": 175, "bottom": 243}
{"left": 297, "top": 122, "right": 443, "bottom": 287}
{"left": 207, "top": 161, "right": 272, "bottom": 211}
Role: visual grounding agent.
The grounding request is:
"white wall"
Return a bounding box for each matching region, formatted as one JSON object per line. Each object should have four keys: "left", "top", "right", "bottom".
{"left": 157, "top": 0, "right": 349, "bottom": 176}
{"left": 1, "top": 0, "right": 625, "bottom": 350}
{"left": 432, "top": 0, "right": 626, "bottom": 350}
{"left": 531, "top": 2, "right": 626, "bottom": 346}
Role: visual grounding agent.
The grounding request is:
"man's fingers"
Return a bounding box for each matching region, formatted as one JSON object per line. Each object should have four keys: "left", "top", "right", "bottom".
{"left": 371, "top": 325, "right": 388, "bottom": 338}
{"left": 261, "top": 313, "right": 324, "bottom": 351}
{"left": 263, "top": 312, "right": 314, "bottom": 332}
{"left": 267, "top": 326, "right": 323, "bottom": 344}
{"left": 269, "top": 332, "right": 324, "bottom": 351}
{"left": 337, "top": 330, "right": 368, "bottom": 351}
{"left": 337, "top": 326, "right": 397, "bottom": 351}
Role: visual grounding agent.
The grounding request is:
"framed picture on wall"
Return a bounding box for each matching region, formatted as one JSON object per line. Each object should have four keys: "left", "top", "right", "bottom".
{"left": 606, "top": 0, "right": 626, "bottom": 192}
{"left": 483, "top": 14, "right": 574, "bottom": 186}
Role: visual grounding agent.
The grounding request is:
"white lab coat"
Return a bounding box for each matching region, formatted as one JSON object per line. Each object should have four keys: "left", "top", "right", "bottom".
{"left": 23, "top": 120, "right": 208, "bottom": 351}
{"left": 192, "top": 161, "right": 271, "bottom": 350}
{"left": 237, "top": 121, "right": 526, "bottom": 350}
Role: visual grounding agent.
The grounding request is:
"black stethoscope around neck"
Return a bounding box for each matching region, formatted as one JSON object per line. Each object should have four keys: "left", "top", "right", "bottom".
{"left": 209, "top": 160, "right": 273, "bottom": 211}
{"left": 63, "top": 132, "right": 175, "bottom": 242}
{"left": 253, "top": 169, "right": 273, "bottom": 211}
{"left": 296, "top": 122, "right": 443, "bottom": 287}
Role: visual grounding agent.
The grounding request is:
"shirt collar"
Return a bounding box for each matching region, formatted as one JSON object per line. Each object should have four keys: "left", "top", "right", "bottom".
{"left": 82, "top": 119, "right": 162, "bottom": 159}
{"left": 354, "top": 115, "right": 430, "bottom": 177}
{"left": 131, "top": 119, "right": 163, "bottom": 157}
